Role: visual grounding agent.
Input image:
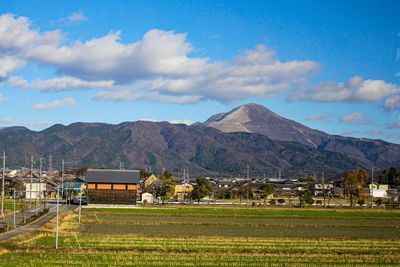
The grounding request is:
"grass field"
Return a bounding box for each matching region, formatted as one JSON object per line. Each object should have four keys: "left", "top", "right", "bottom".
{"left": 0, "top": 205, "right": 400, "bottom": 266}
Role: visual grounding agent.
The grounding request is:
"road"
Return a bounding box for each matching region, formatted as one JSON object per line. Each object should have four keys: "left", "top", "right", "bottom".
{"left": 0, "top": 203, "right": 74, "bottom": 242}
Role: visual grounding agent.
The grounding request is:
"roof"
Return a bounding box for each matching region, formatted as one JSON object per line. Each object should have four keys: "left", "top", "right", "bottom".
{"left": 86, "top": 169, "right": 140, "bottom": 184}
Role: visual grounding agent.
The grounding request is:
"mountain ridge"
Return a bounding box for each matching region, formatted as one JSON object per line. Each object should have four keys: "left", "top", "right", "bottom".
{"left": 203, "top": 103, "right": 400, "bottom": 169}
{"left": 0, "top": 103, "right": 399, "bottom": 176}
{"left": 0, "top": 120, "right": 367, "bottom": 177}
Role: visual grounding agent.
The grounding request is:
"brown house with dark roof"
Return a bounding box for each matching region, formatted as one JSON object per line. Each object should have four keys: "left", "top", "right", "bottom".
{"left": 86, "top": 169, "right": 140, "bottom": 205}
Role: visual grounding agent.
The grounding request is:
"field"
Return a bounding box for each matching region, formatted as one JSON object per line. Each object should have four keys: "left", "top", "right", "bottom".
{"left": 0, "top": 206, "right": 400, "bottom": 266}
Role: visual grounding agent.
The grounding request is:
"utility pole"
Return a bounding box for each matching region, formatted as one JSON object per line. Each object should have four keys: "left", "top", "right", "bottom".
{"left": 78, "top": 191, "right": 82, "bottom": 223}
{"left": 29, "top": 156, "right": 34, "bottom": 209}
{"left": 371, "top": 166, "right": 374, "bottom": 208}
{"left": 322, "top": 172, "right": 326, "bottom": 207}
{"left": 13, "top": 188, "right": 16, "bottom": 229}
{"left": 278, "top": 170, "right": 282, "bottom": 181}
{"left": 38, "top": 158, "right": 44, "bottom": 212}
{"left": 1, "top": 151, "right": 5, "bottom": 219}
{"left": 61, "top": 159, "right": 64, "bottom": 201}
{"left": 55, "top": 183, "right": 59, "bottom": 249}
{"left": 247, "top": 165, "right": 249, "bottom": 180}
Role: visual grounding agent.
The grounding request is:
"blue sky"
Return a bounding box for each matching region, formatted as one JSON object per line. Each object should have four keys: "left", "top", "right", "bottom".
{"left": 0, "top": 0, "right": 399, "bottom": 143}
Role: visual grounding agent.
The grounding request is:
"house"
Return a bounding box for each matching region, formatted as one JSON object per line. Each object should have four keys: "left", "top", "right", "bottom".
{"left": 142, "top": 174, "right": 159, "bottom": 190}
{"left": 174, "top": 181, "right": 194, "bottom": 200}
{"left": 141, "top": 192, "right": 154, "bottom": 204}
{"left": 24, "top": 179, "right": 56, "bottom": 199}
{"left": 86, "top": 169, "right": 140, "bottom": 205}
{"left": 309, "top": 182, "right": 334, "bottom": 197}
{"left": 369, "top": 183, "right": 389, "bottom": 198}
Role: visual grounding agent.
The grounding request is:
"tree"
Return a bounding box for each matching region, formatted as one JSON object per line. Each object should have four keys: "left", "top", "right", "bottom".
{"left": 298, "top": 188, "right": 314, "bottom": 207}
{"left": 261, "top": 184, "right": 275, "bottom": 204}
{"left": 151, "top": 170, "right": 176, "bottom": 204}
{"left": 387, "top": 167, "right": 400, "bottom": 187}
{"left": 191, "top": 178, "right": 212, "bottom": 203}
{"left": 342, "top": 168, "right": 367, "bottom": 207}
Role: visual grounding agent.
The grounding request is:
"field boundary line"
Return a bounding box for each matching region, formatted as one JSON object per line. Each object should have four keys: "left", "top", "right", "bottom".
{"left": 74, "top": 232, "right": 81, "bottom": 249}
{"left": 93, "top": 211, "right": 100, "bottom": 222}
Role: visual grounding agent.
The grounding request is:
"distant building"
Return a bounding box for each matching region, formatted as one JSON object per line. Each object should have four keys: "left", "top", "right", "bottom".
{"left": 143, "top": 174, "right": 159, "bottom": 189}
{"left": 141, "top": 192, "right": 154, "bottom": 204}
{"left": 175, "top": 181, "right": 194, "bottom": 200}
{"left": 369, "top": 183, "right": 389, "bottom": 198}
{"left": 86, "top": 169, "right": 140, "bottom": 205}
{"left": 24, "top": 179, "right": 56, "bottom": 199}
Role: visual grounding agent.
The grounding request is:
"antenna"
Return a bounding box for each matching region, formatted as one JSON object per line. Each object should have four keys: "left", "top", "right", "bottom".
{"left": 119, "top": 161, "right": 124, "bottom": 170}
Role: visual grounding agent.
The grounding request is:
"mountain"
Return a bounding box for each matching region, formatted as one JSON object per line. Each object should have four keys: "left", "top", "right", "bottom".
{"left": 205, "top": 103, "right": 328, "bottom": 147}
{"left": 204, "top": 103, "right": 400, "bottom": 169}
{"left": 0, "top": 121, "right": 366, "bottom": 177}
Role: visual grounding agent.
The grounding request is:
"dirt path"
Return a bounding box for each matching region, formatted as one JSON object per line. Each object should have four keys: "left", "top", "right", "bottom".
{"left": 0, "top": 204, "right": 74, "bottom": 242}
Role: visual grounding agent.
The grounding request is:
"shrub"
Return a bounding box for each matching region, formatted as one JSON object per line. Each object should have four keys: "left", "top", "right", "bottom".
{"left": 375, "top": 198, "right": 383, "bottom": 206}
{"left": 357, "top": 199, "right": 365, "bottom": 206}
{"left": 277, "top": 199, "right": 285, "bottom": 204}
{"left": 269, "top": 199, "right": 276, "bottom": 205}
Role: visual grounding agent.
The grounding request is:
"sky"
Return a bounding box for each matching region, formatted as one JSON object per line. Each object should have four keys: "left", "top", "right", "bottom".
{"left": 0, "top": 0, "right": 399, "bottom": 143}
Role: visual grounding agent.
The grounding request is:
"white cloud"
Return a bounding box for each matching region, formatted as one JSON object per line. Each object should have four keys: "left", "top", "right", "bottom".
{"left": 33, "top": 97, "right": 77, "bottom": 110}
{"left": 3, "top": 13, "right": 397, "bottom": 108}
{"left": 139, "top": 118, "right": 194, "bottom": 125}
{"left": 305, "top": 114, "right": 331, "bottom": 122}
{"left": 0, "top": 13, "right": 61, "bottom": 56}
{"left": 169, "top": 119, "right": 194, "bottom": 125}
{"left": 340, "top": 112, "right": 371, "bottom": 125}
{"left": 0, "top": 57, "right": 25, "bottom": 78}
{"left": 0, "top": 117, "right": 13, "bottom": 124}
{"left": 292, "top": 76, "right": 399, "bottom": 103}
{"left": 9, "top": 76, "right": 114, "bottom": 92}
{"left": 0, "top": 14, "right": 319, "bottom": 104}
{"left": 384, "top": 95, "right": 400, "bottom": 110}
{"left": 67, "top": 12, "right": 88, "bottom": 23}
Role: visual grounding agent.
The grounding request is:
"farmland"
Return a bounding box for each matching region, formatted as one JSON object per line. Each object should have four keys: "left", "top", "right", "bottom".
{"left": 0, "top": 206, "right": 400, "bottom": 266}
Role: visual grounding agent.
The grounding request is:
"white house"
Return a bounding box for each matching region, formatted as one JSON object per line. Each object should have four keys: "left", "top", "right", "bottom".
{"left": 141, "top": 192, "right": 154, "bottom": 204}
{"left": 369, "top": 183, "right": 389, "bottom": 198}
{"left": 24, "top": 182, "right": 47, "bottom": 199}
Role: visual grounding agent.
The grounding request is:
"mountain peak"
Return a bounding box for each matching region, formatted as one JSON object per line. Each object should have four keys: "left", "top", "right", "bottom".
{"left": 204, "top": 103, "right": 327, "bottom": 148}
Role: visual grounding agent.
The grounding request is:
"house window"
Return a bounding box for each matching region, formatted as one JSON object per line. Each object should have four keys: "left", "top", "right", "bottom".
{"left": 113, "top": 184, "right": 126, "bottom": 190}
{"left": 97, "top": 184, "right": 112, "bottom": 190}
{"left": 88, "top": 183, "right": 96, "bottom": 189}
{"left": 127, "top": 184, "right": 137, "bottom": 190}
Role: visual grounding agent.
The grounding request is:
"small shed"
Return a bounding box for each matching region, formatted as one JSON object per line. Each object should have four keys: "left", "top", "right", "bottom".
{"left": 86, "top": 169, "right": 140, "bottom": 205}
{"left": 141, "top": 192, "right": 154, "bottom": 204}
